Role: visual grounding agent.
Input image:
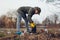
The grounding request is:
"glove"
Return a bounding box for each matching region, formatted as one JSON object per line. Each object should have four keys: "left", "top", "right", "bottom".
{"left": 30, "top": 22, "right": 36, "bottom": 28}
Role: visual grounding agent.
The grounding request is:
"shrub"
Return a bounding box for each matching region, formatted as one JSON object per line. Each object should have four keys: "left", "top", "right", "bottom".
{"left": 0, "top": 33, "right": 5, "bottom": 37}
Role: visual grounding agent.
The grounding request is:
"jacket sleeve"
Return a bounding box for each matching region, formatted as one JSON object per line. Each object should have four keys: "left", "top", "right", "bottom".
{"left": 28, "top": 8, "right": 34, "bottom": 23}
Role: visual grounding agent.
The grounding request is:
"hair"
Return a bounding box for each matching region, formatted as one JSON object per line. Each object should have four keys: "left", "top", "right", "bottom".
{"left": 34, "top": 7, "right": 41, "bottom": 14}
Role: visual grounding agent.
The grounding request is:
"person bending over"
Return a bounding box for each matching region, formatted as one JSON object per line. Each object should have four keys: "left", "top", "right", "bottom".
{"left": 17, "top": 6, "right": 41, "bottom": 33}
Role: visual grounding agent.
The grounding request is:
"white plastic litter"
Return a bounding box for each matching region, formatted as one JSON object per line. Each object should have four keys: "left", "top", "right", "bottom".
{"left": 44, "top": 29, "right": 48, "bottom": 33}
{"left": 21, "top": 33, "right": 24, "bottom": 36}
{"left": 7, "top": 31, "right": 11, "bottom": 34}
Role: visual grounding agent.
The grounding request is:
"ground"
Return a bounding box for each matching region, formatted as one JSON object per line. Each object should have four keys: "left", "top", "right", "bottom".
{"left": 0, "top": 27, "right": 60, "bottom": 40}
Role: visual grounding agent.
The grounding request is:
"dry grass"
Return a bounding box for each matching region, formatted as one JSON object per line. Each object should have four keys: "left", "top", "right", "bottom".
{"left": 0, "top": 28, "right": 60, "bottom": 40}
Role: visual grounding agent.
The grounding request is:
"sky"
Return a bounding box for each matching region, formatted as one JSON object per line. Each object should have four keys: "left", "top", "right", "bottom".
{"left": 0, "top": 0, "right": 60, "bottom": 23}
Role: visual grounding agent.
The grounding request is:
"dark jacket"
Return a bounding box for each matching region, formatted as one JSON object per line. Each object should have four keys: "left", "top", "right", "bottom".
{"left": 17, "top": 7, "right": 35, "bottom": 15}
{"left": 17, "top": 7, "right": 35, "bottom": 22}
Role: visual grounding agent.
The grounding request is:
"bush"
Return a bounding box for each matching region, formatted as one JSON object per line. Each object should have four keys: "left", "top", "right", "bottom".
{"left": 0, "top": 33, "right": 5, "bottom": 37}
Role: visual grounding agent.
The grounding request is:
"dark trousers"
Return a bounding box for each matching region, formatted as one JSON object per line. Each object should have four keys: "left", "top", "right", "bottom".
{"left": 31, "top": 26, "right": 36, "bottom": 33}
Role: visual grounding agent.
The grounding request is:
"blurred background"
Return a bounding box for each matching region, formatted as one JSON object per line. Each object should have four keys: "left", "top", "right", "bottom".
{"left": 0, "top": 0, "right": 60, "bottom": 28}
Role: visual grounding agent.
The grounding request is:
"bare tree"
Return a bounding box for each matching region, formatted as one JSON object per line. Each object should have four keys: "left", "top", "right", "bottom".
{"left": 42, "top": 17, "right": 53, "bottom": 26}
{"left": 47, "top": 14, "right": 59, "bottom": 24}
{"left": 53, "top": 14, "right": 58, "bottom": 24}
{"left": 42, "top": 14, "right": 59, "bottom": 26}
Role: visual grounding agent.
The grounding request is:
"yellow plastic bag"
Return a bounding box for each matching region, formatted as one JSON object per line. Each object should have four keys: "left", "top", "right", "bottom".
{"left": 30, "top": 23, "right": 35, "bottom": 28}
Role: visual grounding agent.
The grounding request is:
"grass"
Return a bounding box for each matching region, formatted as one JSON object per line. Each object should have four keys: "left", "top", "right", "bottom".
{"left": 0, "top": 33, "right": 5, "bottom": 37}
